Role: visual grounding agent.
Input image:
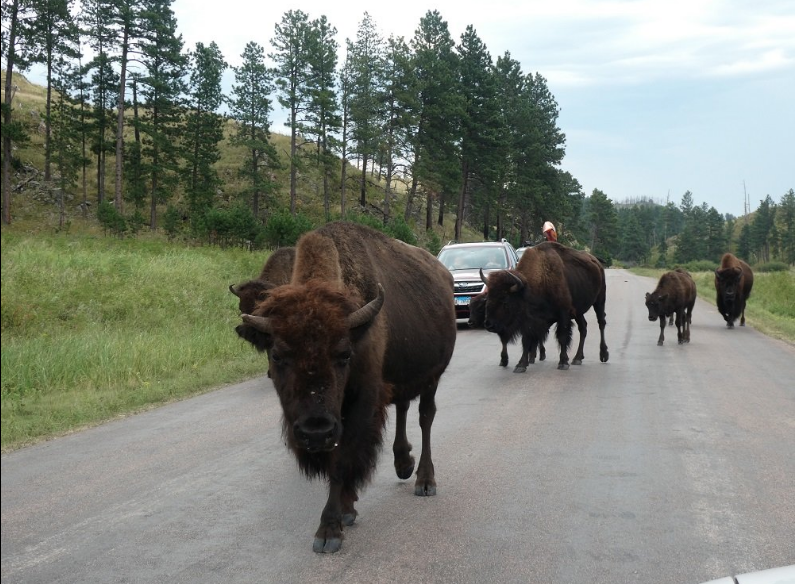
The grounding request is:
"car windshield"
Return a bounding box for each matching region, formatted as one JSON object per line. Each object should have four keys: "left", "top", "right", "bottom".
{"left": 438, "top": 247, "right": 507, "bottom": 270}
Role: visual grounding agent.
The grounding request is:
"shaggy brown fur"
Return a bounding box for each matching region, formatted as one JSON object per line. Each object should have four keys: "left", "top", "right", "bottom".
{"left": 468, "top": 290, "right": 546, "bottom": 367}
{"left": 482, "top": 241, "right": 608, "bottom": 371}
{"left": 714, "top": 253, "right": 754, "bottom": 328}
{"left": 229, "top": 247, "right": 296, "bottom": 315}
{"left": 645, "top": 268, "right": 697, "bottom": 345}
{"left": 235, "top": 222, "right": 456, "bottom": 554}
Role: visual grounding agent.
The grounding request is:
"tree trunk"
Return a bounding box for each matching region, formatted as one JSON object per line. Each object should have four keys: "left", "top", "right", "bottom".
{"left": 2, "top": 0, "right": 20, "bottom": 225}
{"left": 114, "top": 26, "right": 130, "bottom": 211}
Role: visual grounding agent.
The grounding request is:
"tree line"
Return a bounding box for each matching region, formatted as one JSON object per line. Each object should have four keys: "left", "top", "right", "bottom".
{"left": 2, "top": 0, "right": 793, "bottom": 265}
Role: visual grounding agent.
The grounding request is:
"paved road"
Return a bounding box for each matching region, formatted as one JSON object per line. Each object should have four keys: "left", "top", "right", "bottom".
{"left": 3, "top": 269, "right": 794, "bottom": 584}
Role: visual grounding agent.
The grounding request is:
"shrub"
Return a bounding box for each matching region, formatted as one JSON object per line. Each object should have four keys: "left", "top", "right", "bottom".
{"left": 97, "top": 201, "right": 127, "bottom": 237}
{"left": 755, "top": 261, "right": 790, "bottom": 273}
{"left": 262, "top": 210, "right": 314, "bottom": 247}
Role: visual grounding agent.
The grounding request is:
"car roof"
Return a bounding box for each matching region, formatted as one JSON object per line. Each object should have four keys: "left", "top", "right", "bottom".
{"left": 439, "top": 241, "right": 514, "bottom": 250}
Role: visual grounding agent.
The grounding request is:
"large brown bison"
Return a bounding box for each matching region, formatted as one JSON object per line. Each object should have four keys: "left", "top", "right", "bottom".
{"left": 235, "top": 222, "right": 456, "bottom": 553}
{"left": 229, "top": 247, "right": 296, "bottom": 315}
{"left": 645, "top": 268, "right": 696, "bottom": 345}
{"left": 468, "top": 290, "right": 546, "bottom": 367}
{"left": 714, "top": 253, "right": 754, "bottom": 328}
{"left": 481, "top": 241, "right": 608, "bottom": 371}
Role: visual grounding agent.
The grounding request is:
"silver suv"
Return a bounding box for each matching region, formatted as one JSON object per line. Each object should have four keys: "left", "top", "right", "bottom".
{"left": 437, "top": 239, "right": 519, "bottom": 322}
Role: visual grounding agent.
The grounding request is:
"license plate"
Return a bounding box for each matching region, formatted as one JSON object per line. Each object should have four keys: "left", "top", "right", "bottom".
{"left": 455, "top": 296, "right": 470, "bottom": 306}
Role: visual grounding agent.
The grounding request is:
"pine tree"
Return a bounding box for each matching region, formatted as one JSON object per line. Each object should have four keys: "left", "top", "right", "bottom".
{"left": 270, "top": 9, "right": 311, "bottom": 214}
{"left": 2, "top": 0, "right": 36, "bottom": 224}
{"left": 778, "top": 189, "right": 795, "bottom": 265}
{"left": 137, "top": 0, "right": 186, "bottom": 229}
{"left": 27, "top": 0, "right": 80, "bottom": 181}
{"left": 304, "top": 15, "right": 341, "bottom": 219}
{"left": 588, "top": 188, "right": 618, "bottom": 264}
{"left": 455, "top": 25, "right": 502, "bottom": 241}
{"left": 410, "top": 9, "right": 461, "bottom": 230}
{"left": 184, "top": 41, "right": 226, "bottom": 229}
{"left": 229, "top": 41, "right": 280, "bottom": 218}
{"left": 346, "top": 11, "right": 385, "bottom": 209}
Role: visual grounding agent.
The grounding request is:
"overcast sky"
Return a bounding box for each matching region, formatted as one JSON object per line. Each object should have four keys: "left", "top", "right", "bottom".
{"left": 29, "top": 0, "right": 794, "bottom": 218}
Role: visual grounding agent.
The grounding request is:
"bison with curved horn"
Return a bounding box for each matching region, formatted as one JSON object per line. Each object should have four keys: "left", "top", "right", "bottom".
{"left": 481, "top": 241, "right": 608, "bottom": 372}
{"left": 235, "top": 222, "right": 456, "bottom": 553}
{"left": 645, "top": 268, "right": 697, "bottom": 345}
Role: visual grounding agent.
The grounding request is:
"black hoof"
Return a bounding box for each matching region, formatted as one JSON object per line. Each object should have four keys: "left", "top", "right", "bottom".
{"left": 313, "top": 537, "right": 342, "bottom": 553}
{"left": 342, "top": 512, "right": 357, "bottom": 526}
{"left": 572, "top": 359, "right": 583, "bottom": 365}
{"left": 395, "top": 456, "right": 415, "bottom": 480}
{"left": 414, "top": 482, "right": 437, "bottom": 496}
{"left": 513, "top": 366, "right": 527, "bottom": 373}
{"left": 558, "top": 362, "right": 570, "bottom": 370}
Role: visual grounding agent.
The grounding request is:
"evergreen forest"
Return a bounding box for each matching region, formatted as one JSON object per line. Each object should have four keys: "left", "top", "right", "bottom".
{"left": 2, "top": 0, "right": 794, "bottom": 267}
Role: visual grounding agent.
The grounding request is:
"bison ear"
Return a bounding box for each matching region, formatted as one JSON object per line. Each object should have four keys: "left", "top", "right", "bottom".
{"left": 645, "top": 292, "right": 651, "bottom": 300}
{"left": 235, "top": 322, "right": 271, "bottom": 353}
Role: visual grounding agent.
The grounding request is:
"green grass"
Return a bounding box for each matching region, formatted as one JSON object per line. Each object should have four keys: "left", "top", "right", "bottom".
{"left": 1, "top": 231, "right": 270, "bottom": 451}
{"left": 631, "top": 267, "right": 795, "bottom": 343}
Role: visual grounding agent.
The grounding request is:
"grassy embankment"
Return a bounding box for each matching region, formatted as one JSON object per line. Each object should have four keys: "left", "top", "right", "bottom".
{"left": 1, "top": 231, "right": 267, "bottom": 452}
{"left": 630, "top": 267, "right": 795, "bottom": 343}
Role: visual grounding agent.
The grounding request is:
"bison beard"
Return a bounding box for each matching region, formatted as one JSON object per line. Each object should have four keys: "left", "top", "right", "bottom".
{"left": 714, "top": 253, "right": 754, "bottom": 328}
{"left": 481, "top": 242, "right": 608, "bottom": 372}
{"left": 235, "top": 222, "right": 456, "bottom": 553}
{"left": 644, "top": 268, "right": 696, "bottom": 345}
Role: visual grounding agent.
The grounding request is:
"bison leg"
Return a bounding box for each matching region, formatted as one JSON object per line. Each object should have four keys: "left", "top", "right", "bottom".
{"left": 555, "top": 313, "right": 573, "bottom": 370}
{"left": 499, "top": 334, "right": 510, "bottom": 367}
{"left": 414, "top": 384, "right": 438, "bottom": 496}
{"left": 313, "top": 481, "right": 345, "bottom": 553}
{"left": 392, "top": 400, "right": 415, "bottom": 480}
{"left": 594, "top": 298, "right": 609, "bottom": 363}
{"left": 571, "top": 313, "right": 588, "bottom": 365}
{"left": 740, "top": 299, "right": 747, "bottom": 326}
{"left": 657, "top": 315, "right": 666, "bottom": 346}
{"left": 675, "top": 309, "right": 685, "bottom": 344}
{"left": 341, "top": 486, "right": 359, "bottom": 526}
{"left": 513, "top": 333, "right": 535, "bottom": 373}
{"left": 668, "top": 314, "right": 674, "bottom": 326}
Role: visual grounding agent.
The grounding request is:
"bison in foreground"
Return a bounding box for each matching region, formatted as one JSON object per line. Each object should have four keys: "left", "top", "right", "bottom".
{"left": 481, "top": 242, "right": 608, "bottom": 372}
{"left": 235, "top": 222, "right": 456, "bottom": 553}
{"left": 468, "top": 290, "right": 546, "bottom": 367}
{"left": 715, "top": 253, "right": 754, "bottom": 328}
{"left": 645, "top": 268, "right": 696, "bottom": 345}
{"left": 229, "top": 246, "right": 296, "bottom": 315}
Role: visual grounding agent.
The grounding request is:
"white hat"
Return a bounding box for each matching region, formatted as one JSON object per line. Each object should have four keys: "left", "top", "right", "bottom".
{"left": 542, "top": 221, "right": 555, "bottom": 233}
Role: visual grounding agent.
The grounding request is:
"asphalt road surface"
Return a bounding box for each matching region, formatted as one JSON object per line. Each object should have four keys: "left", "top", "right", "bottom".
{"left": 2, "top": 269, "right": 794, "bottom": 584}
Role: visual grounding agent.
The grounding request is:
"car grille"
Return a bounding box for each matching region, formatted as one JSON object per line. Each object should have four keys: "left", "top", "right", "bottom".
{"left": 455, "top": 281, "right": 485, "bottom": 294}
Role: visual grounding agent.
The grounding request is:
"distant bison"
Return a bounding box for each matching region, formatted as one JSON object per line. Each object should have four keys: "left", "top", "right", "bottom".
{"left": 714, "top": 253, "right": 754, "bottom": 328}
{"left": 235, "top": 222, "right": 456, "bottom": 553}
{"left": 229, "top": 247, "right": 296, "bottom": 315}
{"left": 468, "top": 290, "right": 546, "bottom": 367}
{"left": 481, "top": 242, "right": 608, "bottom": 372}
{"left": 645, "top": 268, "right": 696, "bottom": 345}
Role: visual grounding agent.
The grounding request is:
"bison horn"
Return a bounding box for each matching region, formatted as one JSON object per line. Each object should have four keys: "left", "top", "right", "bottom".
{"left": 508, "top": 271, "right": 524, "bottom": 289}
{"left": 348, "top": 284, "right": 385, "bottom": 329}
{"left": 241, "top": 313, "right": 272, "bottom": 334}
{"left": 229, "top": 284, "right": 240, "bottom": 297}
{"left": 479, "top": 268, "right": 488, "bottom": 285}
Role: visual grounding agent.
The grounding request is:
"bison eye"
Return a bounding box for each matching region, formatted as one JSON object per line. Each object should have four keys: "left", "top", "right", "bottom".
{"left": 335, "top": 349, "right": 352, "bottom": 367}
{"left": 270, "top": 349, "right": 284, "bottom": 366}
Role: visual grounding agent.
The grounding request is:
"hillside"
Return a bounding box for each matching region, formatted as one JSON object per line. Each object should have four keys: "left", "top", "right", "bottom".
{"left": 1, "top": 71, "right": 483, "bottom": 247}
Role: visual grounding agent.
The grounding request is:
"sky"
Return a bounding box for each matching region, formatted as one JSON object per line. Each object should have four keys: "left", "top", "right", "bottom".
{"left": 27, "top": 0, "right": 795, "bottom": 218}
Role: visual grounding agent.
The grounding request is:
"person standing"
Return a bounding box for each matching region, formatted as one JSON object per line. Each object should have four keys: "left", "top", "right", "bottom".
{"left": 542, "top": 221, "right": 558, "bottom": 242}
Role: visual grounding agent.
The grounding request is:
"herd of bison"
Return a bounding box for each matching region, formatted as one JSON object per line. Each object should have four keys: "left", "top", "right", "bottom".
{"left": 228, "top": 220, "right": 754, "bottom": 553}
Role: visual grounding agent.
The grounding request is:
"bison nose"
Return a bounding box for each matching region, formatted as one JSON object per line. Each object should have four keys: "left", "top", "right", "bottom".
{"left": 294, "top": 414, "right": 340, "bottom": 452}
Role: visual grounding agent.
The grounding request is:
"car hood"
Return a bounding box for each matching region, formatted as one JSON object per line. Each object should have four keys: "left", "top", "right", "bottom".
{"left": 449, "top": 267, "right": 502, "bottom": 282}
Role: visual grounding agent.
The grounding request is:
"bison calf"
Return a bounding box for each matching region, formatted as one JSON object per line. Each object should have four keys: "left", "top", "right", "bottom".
{"left": 645, "top": 268, "right": 696, "bottom": 345}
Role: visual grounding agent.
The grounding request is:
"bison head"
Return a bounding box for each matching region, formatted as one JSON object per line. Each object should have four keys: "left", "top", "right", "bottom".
{"left": 229, "top": 279, "right": 278, "bottom": 315}
{"left": 467, "top": 291, "right": 487, "bottom": 329}
{"left": 715, "top": 266, "right": 743, "bottom": 302}
{"left": 645, "top": 292, "right": 668, "bottom": 321}
{"left": 238, "top": 281, "right": 385, "bottom": 454}
{"left": 479, "top": 269, "right": 526, "bottom": 338}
